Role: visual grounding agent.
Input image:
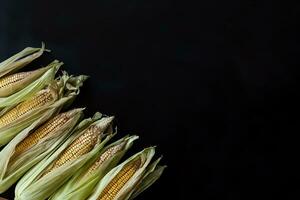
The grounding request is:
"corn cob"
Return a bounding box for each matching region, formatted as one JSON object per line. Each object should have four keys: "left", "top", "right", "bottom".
{"left": 98, "top": 158, "right": 142, "bottom": 200}
{"left": 44, "top": 116, "right": 114, "bottom": 176}
{"left": 88, "top": 147, "right": 163, "bottom": 200}
{"left": 0, "top": 73, "right": 31, "bottom": 88}
{"left": 0, "top": 66, "right": 50, "bottom": 97}
{"left": 0, "top": 87, "right": 58, "bottom": 128}
{"left": 84, "top": 141, "right": 126, "bottom": 178}
{"left": 43, "top": 124, "right": 102, "bottom": 176}
{"left": 13, "top": 110, "right": 76, "bottom": 158}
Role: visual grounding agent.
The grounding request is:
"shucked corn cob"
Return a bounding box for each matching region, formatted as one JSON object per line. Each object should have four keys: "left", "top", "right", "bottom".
{"left": 50, "top": 135, "right": 138, "bottom": 200}
{"left": 0, "top": 86, "right": 58, "bottom": 128}
{"left": 0, "top": 66, "right": 51, "bottom": 97}
{"left": 15, "top": 114, "right": 114, "bottom": 200}
{"left": 0, "top": 109, "right": 83, "bottom": 193}
{"left": 88, "top": 147, "right": 165, "bottom": 200}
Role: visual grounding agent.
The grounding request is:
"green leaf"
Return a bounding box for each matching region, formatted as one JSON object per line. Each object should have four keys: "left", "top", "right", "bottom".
{"left": 130, "top": 166, "right": 167, "bottom": 200}
{"left": 0, "top": 43, "right": 47, "bottom": 78}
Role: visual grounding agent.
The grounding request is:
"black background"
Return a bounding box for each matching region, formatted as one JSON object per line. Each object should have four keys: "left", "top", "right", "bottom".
{"left": 0, "top": 0, "right": 299, "bottom": 199}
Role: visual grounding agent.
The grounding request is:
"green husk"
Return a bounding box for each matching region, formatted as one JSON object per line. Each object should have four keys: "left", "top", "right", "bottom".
{"left": 0, "top": 43, "right": 46, "bottom": 78}
{"left": 0, "top": 71, "right": 88, "bottom": 147}
{"left": 0, "top": 108, "right": 83, "bottom": 193}
{"left": 50, "top": 135, "right": 139, "bottom": 200}
{"left": 87, "top": 147, "right": 164, "bottom": 200}
{"left": 0, "top": 60, "right": 60, "bottom": 108}
{"left": 15, "top": 114, "right": 115, "bottom": 200}
{"left": 129, "top": 158, "right": 166, "bottom": 200}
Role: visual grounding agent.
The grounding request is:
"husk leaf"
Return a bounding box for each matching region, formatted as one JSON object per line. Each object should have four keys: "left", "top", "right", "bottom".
{"left": 129, "top": 157, "right": 166, "bottom": 200}
{"left": 0, "top": 43, "right": 46, "bottom": 78}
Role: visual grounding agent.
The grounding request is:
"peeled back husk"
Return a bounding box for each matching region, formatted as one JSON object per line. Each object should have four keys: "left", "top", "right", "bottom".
{"left": 0, "top": 43, "right": 46, "bottom": 78}
{"left": 0, "top": 70, "right": 88, "bottom": 147}
{"left": 15, "top": 114, "right": 115, "bottom": 200}
{"left": 50, "top": 135, "right": 139, "bottom": 200}
{"left": 129, "top": 157, "right": 166, "bottom": 200}
{"left": 0, "top": 108, "right": 83, "bottom": 193}
{"left": 88, "top": 147, "right": 165, "bottom": 200}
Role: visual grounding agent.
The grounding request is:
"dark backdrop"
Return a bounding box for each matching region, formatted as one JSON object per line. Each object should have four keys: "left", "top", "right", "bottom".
{"left": 0, "top": 0, "right": 299, "bottom": 199}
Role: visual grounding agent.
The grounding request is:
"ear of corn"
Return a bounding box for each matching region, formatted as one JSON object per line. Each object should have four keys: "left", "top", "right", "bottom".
{"left": 12, "top": 108, "right": 84, "bottom": 160}
{"left": 50, "top": 135, "right": 139, "bottom": 200}
{"left": 0, "top": 87, "right": 58, "bottom": 129}
{"left": 0, "top": 60, "right": 60, "bottom": 108}
{"left": 0, "top": 65, "right": 52, "bottom": 97}
{"left": 0, "top": 70, "right": 87, "bottom": 147}
{"left": 0, "top": 43, "right": 46, "bottom": 78}
{"left": 0, "top": 108, "right": 83, "bottom": 193}
{"left": 0, "top": 85, "right": 58, "bottom": 147}
{"left": 42, "top": 124, "right": 102, "bottom": 177}
{"left": 42, "top": 116, "right": 114, "bottom": 177}
{"left": 87, "top": 147, "right": 157, "bottom": 200}
{"left": 99, "top": 156, "right": 145, "bottom": 200}
{"left": 83, "top": 138, "right": 129, "bottom": 178}
{"left": 98, "top": 158, "right": 142, "bottom": 200}
{"left": 15, "top": 115, "right": 115, "bottom": 200}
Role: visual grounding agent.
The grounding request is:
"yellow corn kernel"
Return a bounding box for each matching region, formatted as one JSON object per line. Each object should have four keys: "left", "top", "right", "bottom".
{"left": 0, "top": 72, "right": 30, "bottom": 89}
{"left": 43, "top": 125, "right": 101, "bottom": 176}
{"left": 84, "top": 142, "right": 126, "bottom": 177}
{"left": 98, "top": 158, "right": 142, "bottom": 200}
{"left": 0, "top": 87, "right": 57, "bottom": 128}
{"left": 0, "top": 66, "right": 51, "bottom": 97}
{"left": 13, "top": 112, "right": 71, "bottom": 158}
